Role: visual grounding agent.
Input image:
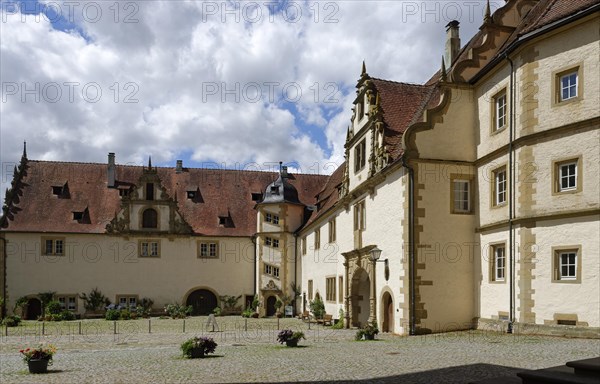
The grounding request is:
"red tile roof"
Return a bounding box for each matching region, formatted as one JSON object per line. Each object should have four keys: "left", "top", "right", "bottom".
{"left": 3, "top": 160, "right": 328, "bottom": 236}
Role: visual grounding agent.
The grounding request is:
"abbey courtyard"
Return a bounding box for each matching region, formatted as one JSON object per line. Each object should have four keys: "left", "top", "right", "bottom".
{"left": 0, "top": 0, "right": 599, "bottom": 382}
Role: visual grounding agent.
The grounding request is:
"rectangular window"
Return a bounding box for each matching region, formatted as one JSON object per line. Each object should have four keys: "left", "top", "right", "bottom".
{"left": 493, "top": 167, "right": 507, "bottom": 206}
{"left": 308, "top": 280, "right": 313, "bottom": 301}
{"left": 264, "top": 264, "right": 272, "bottom": 275}
{"left": 354, "top": 201, "right": 366, "bottom": 231}
{"left": 326, "top": 277, "right": 336, "bottom": 302}
{"left": 272, "top": 215, "right": 279, "bottom": 225}
{"left": 116, "top": 295, "right": 138, "bottom": 309}
{"left": 265, "top": 213, "right": 272, "bottom": 223}
{"left": 559, "top": 162, "right": 577, "bottom": 191}
{"left": 491, "top": 245, "right": 506, "bottom": 282}
{"left": 314, "top": 228, "right": 320, "bottom": 249}
{"left": 146, "top": 183, "right": 154, "bottom": 201}
{"left": 41, "top": 237, "right": 65, "bottom": 256}
{"left": 57, "top": 296, "right": 77, "bottom": 311}
{"left": 301, "top": 236, "right": 307, "bottom": 255}
{"left": 552, "top": 247, "right": 581, "bottom": 283}
{"left": 493, "top": 91, "right": 507, "bottom": 131}
{"left": 452, "top": 179, "right": 471, "bottom": 213}
{"left": 272, "top": 238, "right": 279, "bottom": 248}
{"left": 265, "top": 237, "right": 278, "bottom": 248}
{"left": 328, "top": 219, "right": 336, "bottom": 243}
{"left": 198, "top": 241, "right": 218, "bottom": 258}
{"left": 354, "top": 139, "right": 366, "bottom": 172}
{"left": 338, "top": 276, "right": 344, "bottom": 303}
{"left": 140, "top": 240, "right": 160, "bottom": 257}
{"left": 560, "top": 72, "right": 578, "bottom": 101}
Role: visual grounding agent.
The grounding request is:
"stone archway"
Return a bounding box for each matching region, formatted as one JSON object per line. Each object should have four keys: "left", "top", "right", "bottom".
{"left": 382, "top": 291, "right": 394, "bottom": 333}
{"left": 26, "top": 298, "right": 42, "bottom": 320}
{"left": 185, "top": 289, "right": 218, "bottom": 316}
{"left": 343, "top": 245, "right": 378, "bottom": 329}
{"left": 351, "top": 268, "right": 371, "bottom": 327}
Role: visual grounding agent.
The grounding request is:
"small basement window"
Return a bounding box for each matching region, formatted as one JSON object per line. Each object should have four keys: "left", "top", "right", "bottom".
{"left": 557, "top": 320, "right": 577, "bottom": 326}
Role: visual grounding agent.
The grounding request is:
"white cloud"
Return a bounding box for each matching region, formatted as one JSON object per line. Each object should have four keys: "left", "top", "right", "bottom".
{"left": 1, "top": 0, "right": 504, "bottom": 195}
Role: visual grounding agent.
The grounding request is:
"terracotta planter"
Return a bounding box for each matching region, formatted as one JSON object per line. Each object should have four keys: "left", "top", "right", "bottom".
{"left": 285, "top": 339, "right": 299, "bottom": 347}
{"left": 27, "top": 359, "right": 49, "bottom": 374}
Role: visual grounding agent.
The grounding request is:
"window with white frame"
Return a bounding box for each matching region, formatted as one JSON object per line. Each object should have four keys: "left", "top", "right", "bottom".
{"left": 139, "top": 240, "right": 160, "bottom": 257}
{"left": 42, "top": 237, "right": 65, "bottom": 256}
{"left": 308, "top": 280, "right": 313, "bottom": 301}
{"left": 57, "top": 295, "right": 77, "bottom": 311}
{"left": 325, "top": 277, "right": 336, "bottom": 302}
{"left": 493, "top": 90, "right": 507, "bottom": 131}
{"left": 301, "top": 236, "right": 307, "bottom": 255}
{"left": 117, "top": 295, "right": 138, "bottom": 309}
{"left": 198, "top": 241, "right": 218, "bottom": 258}
{"left": 265, "top": 237, "right": 279, "bottom": 248}
{"left": 452, "top": 179, "right": 471, "bottom": 213}
{"left": 314, "top": 228, "right": 320, "bottom": 249}
{"left": 559, "top": 72, "right": 578, "bottom": 101}
{"left": 559, "top": 161, "right": 577, "bottom": 192}
{"left": 493, "top": 167, "right": 507, "bottom": 206}
{"left": 328, "top": 219, "right": 336, "bottom": 243}
{"left": 559, "top": 251, "right": 577, "bottom": 280}
{"left": 491, "top": 244, "right": 506, "bottom": 282}
{"left": 353, "top": 200, "right": 366, "bottom": 231}
{"left": 354, "top": 139, "right": 366, "bottom": 173}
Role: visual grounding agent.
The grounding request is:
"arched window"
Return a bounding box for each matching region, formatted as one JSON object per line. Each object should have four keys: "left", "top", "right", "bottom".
{"left": 142, "top": 208, "right": 158, "bottom": 229}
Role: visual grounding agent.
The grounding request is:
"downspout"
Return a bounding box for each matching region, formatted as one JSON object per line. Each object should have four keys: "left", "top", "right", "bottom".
{"left": 506, "top": 53, "right": 515, "bottom": 333}
{"left": 0, "top": 237, "right": 6, "bottom": 318}
{"left": 294, "top": 233, "right": 298, "bottom": 315}
{"left": 401, "top": 156, "right": 416, "bottom": 336}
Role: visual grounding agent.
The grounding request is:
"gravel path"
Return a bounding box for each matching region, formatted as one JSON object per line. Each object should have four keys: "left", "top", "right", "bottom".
{"left": 1, "top": 318, "right": 598, "bottom": 383}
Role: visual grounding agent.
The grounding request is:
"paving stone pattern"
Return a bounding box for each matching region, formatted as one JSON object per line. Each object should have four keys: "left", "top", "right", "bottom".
{"left": 1, "top": 318, "right": 599, "bottom": 383}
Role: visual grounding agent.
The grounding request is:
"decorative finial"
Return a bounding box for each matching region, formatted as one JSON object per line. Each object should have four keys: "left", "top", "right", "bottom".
{"left": 441, "top": 56, "right": 447, "bottom": 82}
{"left": 148, "top": 156, "right": 152, "bottom": 169}
{"left": 279, "top": 161, "right": 283, "bottom": 173}
{"left": 361, "top": 60, "right": 367, "bottom": 76}
{"left": 22, "top": 141, "right": 27, "bottom": 159}
{"left": 484, "top": 0, "right": 491, "bottom": 23}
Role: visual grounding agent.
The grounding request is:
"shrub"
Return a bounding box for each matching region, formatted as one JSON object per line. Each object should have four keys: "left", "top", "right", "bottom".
{"left": 59, "top": 310, "right": 76, "bottom": 321}
{"left": 181, "top": 337, "right": 217, "bottom": 358}
{"left": 80, "top": 288, "right": 109, "bottom": 312}
{"left": 212, "top": 307, "right": 221, "bottom": 316}
{"left": 241, "top": 308, "right": 254, "bottom": 318}
{"left": 120, "top": 309, "right": 131, "bottom": 320}
{"left": 309, "top": 296, "right": 325, "bottom": 319}
{"left": 164, "top": 303, "right": 192, "bottom": 319}
{"left": 105, "top": 309, "right": 120, "bottom": 321}
{"left": 2, "top": 314, "right": 21, "bottom": 327}
{"left": 46, "top": 300, "right": 62, "bottom": 315}
{"left": 355, "top": 320, "right": 379, "bottom": 341}
{"left": 332, "top": 308, "right": 345, "bottom": 329}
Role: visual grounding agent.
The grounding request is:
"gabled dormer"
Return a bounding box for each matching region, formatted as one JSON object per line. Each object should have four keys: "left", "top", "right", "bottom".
{"left": 106, "top": 156, "right": 192, "bottom": 235}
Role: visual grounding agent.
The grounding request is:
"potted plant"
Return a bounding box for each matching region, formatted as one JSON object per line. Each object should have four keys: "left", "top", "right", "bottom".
{"left": 355, "top": 321, "right": 379, "bottom": 341}
{"left": 181, "top": 336, "right": 218, "bottom": 358}
{"left": 20, "top": 344, "right": 57, "bottom": 373}
{"left": 277, "top": 329, "right": 305, "bottom": 347}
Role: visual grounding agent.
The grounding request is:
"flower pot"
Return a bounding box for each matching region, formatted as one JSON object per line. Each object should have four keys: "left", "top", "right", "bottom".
{"left": 190, "top": 348, "right": 205, "bottom": 358}
{"left": 364, "top": 334, "right": 375, "bottom": 340}
{"left": 27, "top": 359, "right": 49, "bottom": 374}
{"left": 285, "top": 339, "right": 299, "bottom": 347}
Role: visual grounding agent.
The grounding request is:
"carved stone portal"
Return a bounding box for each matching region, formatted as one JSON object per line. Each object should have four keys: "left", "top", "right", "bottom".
{"left": 342, "top": 245, "right": 377, "bottom": 328}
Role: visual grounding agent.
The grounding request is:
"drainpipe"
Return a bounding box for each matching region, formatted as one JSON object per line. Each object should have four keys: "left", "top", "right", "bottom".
{"left": 251, "top": 234, "right": 257, "bottom": 297}
{"left": 0, "top": 237, "right": 6, "bottom": 318}
{"left": 506, "top": 53, "right": 515, "bottom": 333}
{"left": 293, "top": 233, "right": 298, "bottom": 315}
{"left": 401, "top": 156, "right": 416, "bottom": 336}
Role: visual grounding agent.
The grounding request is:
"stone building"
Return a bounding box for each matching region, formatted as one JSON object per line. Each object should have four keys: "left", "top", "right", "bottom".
{"left": 1, "top": 0, "right": 598, "bottom": 336}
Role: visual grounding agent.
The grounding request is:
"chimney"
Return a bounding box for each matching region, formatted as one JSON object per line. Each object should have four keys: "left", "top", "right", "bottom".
{"left": 107, "top": 152, "right": 116, "bottom": 188}
{"left": 176, "top": 160, "right": 183, "bottom": 174}
{"left": 445, "top": 20, "right": 460, "bottom": 66}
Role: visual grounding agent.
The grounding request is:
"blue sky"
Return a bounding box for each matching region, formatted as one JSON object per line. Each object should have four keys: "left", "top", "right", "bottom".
{"left": 1, "top": 0, "right": 504, "bottom": 192}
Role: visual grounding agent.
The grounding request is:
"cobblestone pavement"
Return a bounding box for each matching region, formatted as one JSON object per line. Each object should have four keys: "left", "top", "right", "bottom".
{"left": 1, "top": 318, "right": 599, "bottom": 383}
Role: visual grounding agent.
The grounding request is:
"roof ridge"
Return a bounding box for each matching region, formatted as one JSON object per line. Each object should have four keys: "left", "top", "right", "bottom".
{"left": 369, "top": 77, "right": 431, "bottom": 87}
{"left": 27, "top": 159, "right": 332, "bottom": 177}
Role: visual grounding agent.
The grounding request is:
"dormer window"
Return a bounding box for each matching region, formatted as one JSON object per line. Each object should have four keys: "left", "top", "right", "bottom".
{"left": 218, "top": 215, "right": 234, "bottom": 228}
{"left": 146, "top": 183, "right": 154, "bottom": 201}
{"left": 251, "top": 192, "right": 263, "bottom": 201}
{"left": 142, "top": 208, "right": 158, "bottom": 229}
{"left": 73, "top": 212, "right": 83, "bottom": 221}
{"left": 270, "top": 186, "right": 279, "bottom": 195}
{"left": 52, "top": 186, "right": 63, "bottom": 195}
{"left": 119, "top": 189, "right": 130, "bottom": 197}
{"left": 187, "top": 191, "right": 196, "bottom": 199}
{"left": 51, "top": 182, "right": 70, "bottom": 199}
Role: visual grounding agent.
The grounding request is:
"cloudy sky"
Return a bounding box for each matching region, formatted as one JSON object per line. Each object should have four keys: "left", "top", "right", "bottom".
{"left": 1, "top": 0, "right": 504, "bottom": 193}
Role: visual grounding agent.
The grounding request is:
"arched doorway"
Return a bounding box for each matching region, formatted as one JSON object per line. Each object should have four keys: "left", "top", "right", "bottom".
{"left": 186, "top": 289, "right": 218, "bottom": 316}
{"left": 351, "top": 268, "right": 370, "bottom": 327}
{"left": 266, "top": 296, "right": 277, "bottom": 317}
{"left": 382, "top": 292, "right": 394, "bottom": 333}
{"left": 26, "top": 298, "right": 42, "bottom": 320}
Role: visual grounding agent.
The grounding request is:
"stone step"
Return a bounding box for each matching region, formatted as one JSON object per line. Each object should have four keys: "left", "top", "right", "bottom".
{"left": 566, "top": 357, "right": 600, "bottom": 377}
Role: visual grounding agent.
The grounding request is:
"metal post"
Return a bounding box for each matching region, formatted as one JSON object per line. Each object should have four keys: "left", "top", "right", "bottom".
{"left": 42, "top": 321, "right": 45, "bottom": 336}
{"left": 245, "top": 318, "right": 247, "bottom": 332}
{"left": 113, "top": 320, "right": 117, "bottom": 334}
{"left": 183, "top": 319, "right": 186, "bottom": 333}
{"left": 277, "top": 317, "right": 280, "bottom": 330}
{"left": 79, "top": 321, "right": 82, "bottom": 335}
{"left": 149, "top": 319, "right": 151, "bottom": 334}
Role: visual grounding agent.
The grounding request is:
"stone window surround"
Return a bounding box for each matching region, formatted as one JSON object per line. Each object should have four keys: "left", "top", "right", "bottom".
{"left": 41, "top": 236, "right": 66, "bottom": 256}
{"left": 198, "top": 240, "right": 219, "bottom": 258}
{"left": 552, "top": 63, "right": 583, "bottom": 106}
{"left": 488, "top": 241, "right": 507, "bottom": 284}
{"left": 551, "top": 245, "right": 582, "bottom": 284}
{"left": 139, "top": 239, "right": 161, "bottom": 258}
{"left": 450, "top": 173, "right": 474, "bottom": 215}
{"left": 552, "top": 155, "right": 583, "bottom": 195}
